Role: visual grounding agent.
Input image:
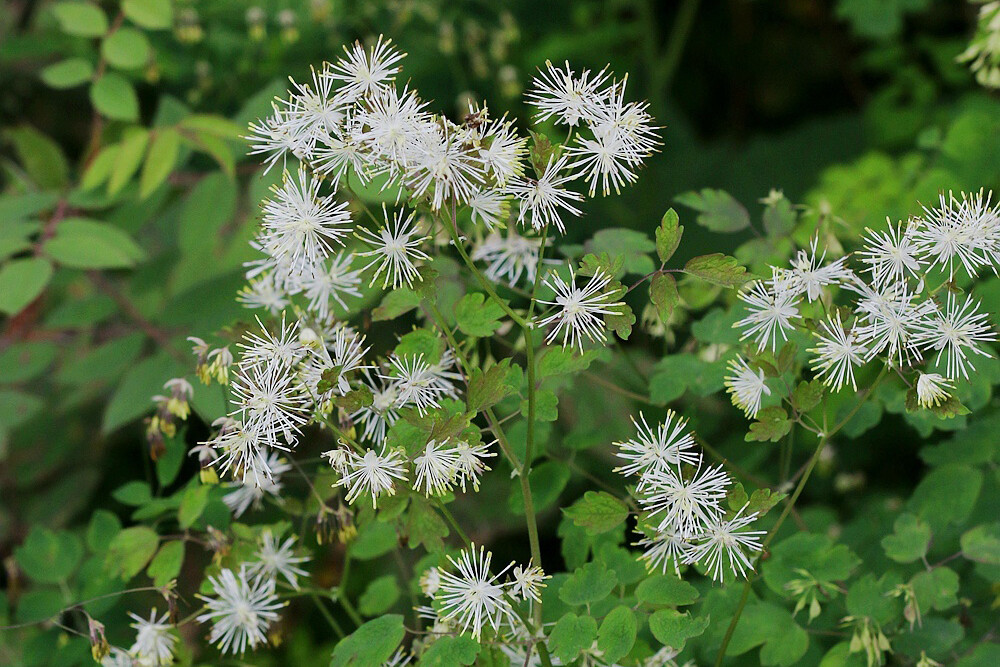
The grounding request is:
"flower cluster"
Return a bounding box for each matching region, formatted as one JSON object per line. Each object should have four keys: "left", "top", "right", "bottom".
{"left": 726, "top": 191, "right": 999, "bottom": 418}
{"left": 615, "top": 411, "right": 765, "bottom": 581}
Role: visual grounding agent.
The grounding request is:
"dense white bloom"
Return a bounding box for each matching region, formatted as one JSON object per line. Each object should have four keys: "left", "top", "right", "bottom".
{"left": 853, "top": 283, "right": 934, "bottom": 366}
{"left": 356, "top": 207, "right": 430, "bottom": 289}
{"left": 467, "top": 188, "right": 509, "bottom": 230}
{"left": 197, "top": 566, "right": 285, "bottom": 655}
{"left": 536, "top": 268, "right": 624, "bottom": 350}
{"left": 914, "top": 191, "right": 1000, "bottom": 278}
{"left": 245, "top": 105, "right": 314, "bottom": 174}
{"left": 356, "top": 85, "right": 433, "bottom": 169}
{"left": 327, "top": 35, "right": 405, "bottom": 102}
{"left": 640, "top": 463, "right": 730, "bottom": 537}
{"left": 786, "top": 237, "right": 853, "bottom": 301}
{"left": 206, "top": 420, "right": 264, "bottom": 481}
{"left": 303, "top": 252, "right": 362, "bottom": 320}
{"left": 636, "top": 527, "right": 693, "bottom": 576}
{"left": 248, "top": 531, "right": 310, "bottom": 590}
{"left": 453, "top": 439, "right": 496, "bottom": 492}
{"left": 614, "top": 411, "right": 700, "bottom": 480}
{"left": 350, "top": 369, "right": 400, "bottom": 443}
{"left": 435, "top": 544, "right": 516, "bottom": 640}
{"left": 326, "top": 326, "right": 374, "bottom": 394}
{"left": 128, "top": 609, "right": 176, "bottom": 667}
{"left": 688, "top": 505, "right": 765, "bottom": 581}
{"left": 313, "top": 123, "right": 370, "bottom": 188}
{"left": 280, "top": 64, "right": 345, "bottom": 140}
{"left": 857, "top": 219, "right": 923, "bottom": 289}
{"left": 916, "top": 372, "right": 954, "bottom": 408}
{"left": 914, "top": 292, "right": 996, "bottom": 379}
{"left": 527, "top": 60, "right": 611, "bottom": 127}
{"left": 339, "top": 446, "right": 408, "bottom": 508}
{"left": 476, "top": 116, "right": 527, "bottom": 186}
{"left": 413, "top": 439, "right": 461, "bottom": 496}
{"left": 472, "top": 229, "right": 544, "bottom": 286}
{"left": 404, "top": 125, "right": 485, "bottom": 210}
{"left": 223, "top": 451, "right": 291, "bottom": 516}
{"left": 567, "top": 127, "right": 640, "bottom": 197}
{"left": 810, "top": 312, "right": 866, "bottom": 391}
{"left": 510, "top": 562, "right": 549, "bottom": 603}
{"left": 510, "top": 154, "right": 584, "bottom": 234}
{"left": 230, "top": 359, "right": 310, "bottom": 450}
{"left": 238, "top": 273, "right": 291, "bottom": 314}
{"left": 724, "top": 356, "right": 771, "bottom": 418}
{"left": 735, "top": 279, "right": 801, "bottom": 352}
{"left": 382, "top": 353, "right": 460, "bottom": 415}
{"left": 585, "top": 77, "right": 661, "bottom": 162}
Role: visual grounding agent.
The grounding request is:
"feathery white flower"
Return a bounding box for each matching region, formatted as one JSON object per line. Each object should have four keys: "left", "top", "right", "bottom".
{"left": 206, "top": 420, "right": 264, "bottom": 481}
{"left": 472, "top": 229, "right": 544, "bottom": 286}
{"left": 404, "top": 125, "right": 484, "bottom": 211}
{"left": 382, "top": 353, "right": 460, "bottom": 415}
{"left": 413, "top": 439, "right": 461, "bottom": 496}
{"left": 303, "top": 252, "right": 362, "bottom": 320}
{"left": 356, "top": 207, "right": 430, "bottom": 289}
{"left": 915, "top": 372, "right": 954, "bottom": 408}
{"left": 915, "top": 292, "right": 996, "bottom": 379}
{"left": 786, "top": 237, "right": 853, "bottom": 301}
{"left": 197, "top": 566, "right": 285, "bottom": 655}
{"left": 419, "top": 566, "right": 441, "bottom": 597}
{"left": 510, "top": 154, "right": 584, "bottom": 234}
{"left": 245, "top": 105, "right": 314, "bottom": 173}
{"left": 584, "top": 77, "right": 661, "bottom": 162}
{"left": 853, "top": 283, "right": 935, "bottom": 366}
{"left": 687, "top": 504, "right": 764, "bottom": 581}
{"left": 510, "top": 562, "right": 549, "bottom": 603}
{"left": 339, "top": 446, "right": 408, "bottom": 508}
{"left": 326, "top": 326, "right": 373, "bottom": 395}
{"left": 735, "top": 279, "right": 801, "bottom": 352}
{"left": 640, "top": 463, "right": 730, "bottom": 537}
{"left": 477, "top": 117, "right": 527, "bottom": 186}
{"left": 350, "top": 369, "right": 400, "bottom": 443}
{"left": 280, "top": 64, "right": 346, "bottom": 139}
{"left": 914, "top": 191, "right": 999, "bottom": 278}
{"left": 467, "top": 188, "right": 509, "bottom": 230}
{"left": 327, "top": 35, "right": 405, "bottom": 102}
{"left": 356, "top": 85, "right": 433, "bottom": 169}
{"left": 128, "top": 609, "right": 176, "bottom": 667}
{"left": 857, "top": 219, "right": 924, "bottom": 289}
{"left": 724, "top": 356, "right": 771, "bottom": 418}
{"left": 453, "top": 439, "right": 496, "bottom": 492}
{"left": 810, "top": 312, "right": 866, "bottom": 391}
{"left": 527, "top": 60, "right": 611, "bottom": 127}
{"left": 435, "top": 544, "right": 516, "bottom": 640}
{"left": 536, "top": 268, "right": 624, "bottom": 351}
{"left": 567, "top": 127, "right": 641, "bottom": 197}
{"left": 248, "top": 531, "right": 310, "bottom": 590}
{"left": 238, "top": 315, "right": 306, "bottom": 369}
{"left": 101, "top": 648, "right": 134, "bottom": 667}
{"left": 636, "top": 526, "right": 694, "bottom": 576}
{"left": 223, "top": 451, "right": 291, "bottom": 516}
{"left": 230, "top": 359, "right": 309, "bottom": 450}
{"left": 238, "top": 273, "right": 291, "bottom": 314}
{"left": 614, "top": 411, "right": 700, "bottom": 480}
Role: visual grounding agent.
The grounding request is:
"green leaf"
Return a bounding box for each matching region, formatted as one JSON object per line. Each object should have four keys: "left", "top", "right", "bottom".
{"left": 606, "top": 303, "right": 636, "bottom": 340}
{"left": 101, "top": 27, "right": 151, "bottom": 70}
{"left": 41, "top": 58, "right": 94, "bottom": 89}
{"left": 960, "top": 523, "right": 1000, "bottom": 565}
{"left": 122, "top": 0, "right": 174, "bottom": 29}
{"left": 845, "top": 574, "right": 899, "bottom": 624}
{"left": 509, "top": 461, "right": 570, "bottom": 515}
{"left": 0, "top": 389, "right": 42, "bottom": 430}
{"left": 146, "top": 540, "right": 184, "bottom": 587}
{"left": 350, "top": 520, "right": 398, "bottom": 560}
{"left": 655, "top": 208, "right": 683, "bottom": 263}
{"left": 44, "top": 218, "right": 145, "bottom": 268}
{"left": 466, "top": 359, "right": 515, "bottom": 413}
{"left": 454, "top": 292, "right": 506, "bottom": 337}
{"left": 112, "top": 481, "right": 152, "bottom": 506}
{"left": 184, "top": 130, "right": 235, "bottom": 176}
{"left": 4, "top": 126, "right": 69, "bottom": 189}
{"left": 537, "top": 347, "right": 602, "bottom": 378}
{"left": 178, "top": 484, "right": 210, "bottom": 529}
{"left": 762, "top": 194, "right": 795, "bottom": 236}
{"left": 51, "top": 1, "right": 108, "bottom": 37}
{"left": 684, "top": 253, "right": 753, "bottom": 288}
{"left": 880, "top": 513, "right": 932, "bottom": 563}
{"left": 372, "top": 288, "right": 421, "bottom": 321}
{"left": 675, "top": 189, "right": 750, "bottom": 233}
{"left": 648, "top": 609, "right": 710, "bottom": 651}
{"left": 81, "top": 144, "right": 119, "bottom": 190}
{"left": 790, "top": 380, "right": 824, "bottom": 413}
{"left": 178, "top": 171, "right": 237, "bottom": 253}
{"left": 559, "top": 561, "right": 618, "bottom": 606}
{"left": 105, "top": 526, "right": 159, "bottom": 580}
{"left": 649, "top": 272, "right": 679, "bottom": 322}
{"left": 549, "top": 613, "right": 598, "bottom": 664}
{"left": 562, "top": 491, "right": 629, "bottom": 536}
{"left": 725, "top": 602, "right": 808, "bottom": 666}
{"left": 587, "top": 228, "right": 656, "bottom": 275}
{"left": 746, "top": 406, "right": 792, "bottom": 442}
{"left": 406, "top": 498, "right": 449, "bottom": 553}
{"left": 329, "top": 615, "right": 404, "bottom": 667}
{"left": 0, "top": 341, "right": 58, "bottom": 383}
{"left": 911, "top": 567, "right": 959, "bottom": 613}
{"left": 908, "top": 463, "right": 983, "bottom": 530}
{"left": 358, "top": 575, "right": 400, "bottom": 616}
{"left": 107, "top": 128, "right": 149, "bottom": 195}
{"left": 598, "top": 606, "right": 637, "bottom": 664}
{"left": 139, "top": 128, "right": 180, "bottom": 198}
{"left": 90, "top": 74, "right": 139, "bottom": 121}
{"left": 0, "top": 258, "right": 53, "bottom": 315}
{"left": 520, "top": 389, "right": 558, "bottom": 422}
{"left": 419, "top": 636, "right": 480, "bottom": 666}
{"left": 528, "top": 129, "right": 557, "bottom": 176}
{"left": 14, "top": 527, "right": 83, "bottom": 584}
{"left": 635, "top": 573, "right": 700, "bottom": 606}
{"left": 86, "top": 510, "right": 121, "bottom": 553}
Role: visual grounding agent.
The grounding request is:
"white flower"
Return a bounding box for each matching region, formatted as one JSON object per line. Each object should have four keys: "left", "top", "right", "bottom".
{"left": 914, "top": 191, "right": 999, "bottom": 278}
{"left": 356, "top": 85, "right": 433, "bottom": 170}
{"left": 197, "top": 566, "right": 285, "bottom": 655}
{"left": 857, "top": 219, "right": 924, "bottom": 289}
{"left": 509, "top": 562, "right": 549, "bottom": 603}
{"left": 327, "top": 35, "right": 405, "bottom": 102}
{"left": 453, "top": 439, "right": 496, "bottom": 492}
{"left": 238, "top": 273, "right": 290, "bottom": 314}
{"left": 280, "top": 63, "right": 346, "bottom": 139}
{"left": 584, "top": 77, "right": 661, "bottom": 162}
{"left": 248, "top": 531, "right": 310, "bottom": 590}
{"left": 614, "top": 411, "right": 700, "bottom": 480}
{"left": 303, "top": 252, "right": 362, "bottom": 320}
{"left": 313, "top": 122, "right": 370, "bottom": 188}
{"left": 477, "top": 116, "right": 527, "bottom": 186}
{"left": 404, "top": 125, "right": 484, "bottom": 211}
{"left": 419, "top": 566, "right": 441, "bottom": 597}
{"left": 128, "top": 609, "right": 176, "bottom": 667}
{"left": 853, "top": 282, "right": 935, "bottom": 366}
{"left": 245, "top": 104, "right": 314, "bottom": 174}
{"left": 435, "top": 544, "right": 516, "bottom": 640}
{"left": 467, "top": 188, "right": 509, "bottom": 230}
{"left": 567, "top": 126, "right": 641, "bottom": 197}
{"left": 510, "top": 154, "right": 584, "bottom": 234}
{"left": 472, "top": 229, "right": 544, "bottom": 286}
{"left": 339, "top": 446, "right": 409, "bottom": 508}
{"left": 640, "top": 462, "right": 730, "bottom": 538}
{"left": 724, "top": 356, "right": 771, "bottom": 418}
{"left": 350, "top": 369, "right": 400, "bottom": 443}
{"left": 810, "top": 312, "right": 866, "bottom": 392}
{"left": 735, "top": 279, "right": 801, "bottom": 352}
{"left": 914, "top": 292, "right": 996, "bottom": 379}
{"left": 687, "top": 504, "right": 765, "bottom": 581}
{"left": 223, "top": 451, "right": 291, "bottom": 516}
{"left": 413, "top": 439, "right": 461, "bottom": 496}
{"left": 230, "top": 359, "right": 310, "bottom": 451}
{"left": 527, "top": 60, "right": 611, "bottom": 127}
{"left": 536, "top": 268, "right": 624, "bottom": 351}
{"left": 238, "top": 315, "right": 307, "bottom": 369}
{"left": 915, "top": 372, "right": 954, "bottom": 408}
{"left": 382, "top": 353, "right": 460, "bottom": 415}
{"left": 356, "top": 207, "right": 430, "bottom": 289}
{"left": 327, "top": 326, "right": 374, "bottom": 395}
{"left": 101, "top": 648, "right": 134, "bottom": 667}
{"left": 636, "top": 526, "right": 693, "bottom": 576}
{"left": 206, "top": 421, "right": 265, "bottom": 482}
{"left": 786, "top": 237, "right": 853, "bottom": 301}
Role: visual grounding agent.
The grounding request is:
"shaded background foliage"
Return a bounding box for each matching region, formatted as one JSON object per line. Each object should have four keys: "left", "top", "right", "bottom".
{"left": 1, "top": 0, "right": 999, "bottom": 665}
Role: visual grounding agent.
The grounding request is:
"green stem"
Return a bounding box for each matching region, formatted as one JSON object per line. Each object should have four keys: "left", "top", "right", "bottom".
{"left": 446, "top": 217, "right": 527, "bottom": 328}
{"left": 336, "top": 555, "right": 363, "bottom": 627}
{"left": 309, "top": 593, "right": 345, "bottom": 638}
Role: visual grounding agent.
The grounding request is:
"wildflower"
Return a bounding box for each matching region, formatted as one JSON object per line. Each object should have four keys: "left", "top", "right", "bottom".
{"left": 303, "top": 252, "right": 362, "bottom": 320}
{"left": 536, "top": 268, "right": 624, "bottom": 351}
{"left": 356, "top": 85, "right": 433, "bottom": 169}
{"left": 326, "top": 35, "right": 405, "bottom": 102}
{"left": 509, "top": 562, "right": 549, "bottom": 603}
{"left": 527, "top": 60, "right": 611, "bottom": 127}
{"left": 958, "top": 2, "right": 1000, "bottom": 88}
{"left": 724, "top": 356, "right": 771, "bottom": 418}
{"left": 404, "top": 125, "right": 485, "bottom": 211}
{"left": 915, "top": 292, "right": 996, "bottom": 379}
{"left": 223, "top": 451, "right": 291, "bottom": 516}
{"left": 419, "top": 567, "right": 441, "bottom": 597}
{"left": 160, "top": 378, "right": 193, "bottom": 420}
{"left": 435, "top": 544, "right": 516, "bottom": 640}
{"left": 636, "top": 526, "right": 693, "bottom": 576}
{"left": 413, "top": 439, "right": 461, "bottom": 496}
{"left": 687, "top": 504, "right": 765, "bottom": 581}
{"left": 356, "top": 207, "right": 430, "bottom": 289}
{"left": 327, "top": 326, "right": 373, "bottom": 394}
{"left": 248, "top": 531, "right": 310, "bottom": 590}
{"left": 197, "top": 566, "right": 285, "bottom": 655}
{"left": 810, "top": 312, "right": 866, "bottom": 392}
{"left": 476, "top": 116, "right": 527, "bottom": 186}
{"left": 640, "top": 463, "right": 730, "bottom": 538}
{"left": 128, "top": 609, "right": 176, "bottom": 667}
{"left": 614, "top": 411, "right": 700, "bottom": 480}
{"left": 735, "top": 279, "right": 801, "bottom": 352}
{"left": 453, "top": 439, "right": 496, "bottom": 492}
{"left": 510, "top": 154, "right": 584, "bottom": 234}
{"left": 280, "top": 64, "right": 345, "bottom": 140}
{"left": 472, "top": 229, "right": 544, "bottom": 286}
{"left": 914, "top": 191, "right": 998, "bottom": 278}
{"left": 205, "top": 347, "right": 234, "bottom": 385}
{"left": 237, "top": 315, "right": 306, "bottom": 370}
{"left": 237, "top": 273, "right": 291, "bottom": 314}
{"left": 350, "top": 369, "right": 400, "bottom": 443}
{"left": 339, "top": 446, "right": 408, "bottom": 508}
{"left": 567, "top": 126, "right": 641, "bottom": 197}
{"left": 101, "top": 648, "right": 134, "bottom": 667}
{"left": 856, "top": 219, "right": 923, "bottom": 290}
{"left": 915, "top": 372, "right": 954, "bottom": 408}
{"left": 467, "top": 188, "right": 509, "bottom": 230}
{"left": 786, "top": 236, "right": 853, "bottom": 301}
{"left": 230, "top": 359, "right": 310, "bottom": 450}
{"left": 382, "top": 353, "right": 460, "bottom": 415}
{"left": 853, "top": 282, "right": 934, "bottom": 366}
{"left": 245, "top": 104, "right": 314, "bottom": 173}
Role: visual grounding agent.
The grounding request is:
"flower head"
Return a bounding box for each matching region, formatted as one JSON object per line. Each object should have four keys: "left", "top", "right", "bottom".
{"left": 810, "top": 312, "right": 866, "bottom": 392}
{"left": 435, "top": 544, "right": 516, "bottom": 640}
{"left": 197, "top": 566, "right": 285, "bottom": 655}
{"left": 338, "top": 446, "right": 408, "bottom": 508}
{"left": 536, "top": 268, "right": 624, "bottom": 350}
{"left": 735, "top": 279, "right": 801, "bottom": 352}
{"left": 527, "top": 60, "right": 611, "bottom": 127}
{"left": 510, "top": 155, "right": 584, "bottom": 234}
{"left": 128, "top": 609, "right": 176, "bottom": 667}
{"left": 327, "top": 35, "right": 405, "bottom": 102}
{"left": 687, "top": 504, "right": 764, "bottom": 581}
{"left": 915, "top": 372, "right": 954, "bottom": 408}
{"left": 356, "top": 207, "right": 430, "bottom": 289}
{"left": 413, "top": 439, "right": 461, "bottom": 496}
{"left": 614, "top": 411, "right": 700, "bottom": 480}
{"left": 724, "top": 357, "right": 771, "bottom": 418}
{"left": 248, "top": 531, "right": 310, "bottom": 590}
